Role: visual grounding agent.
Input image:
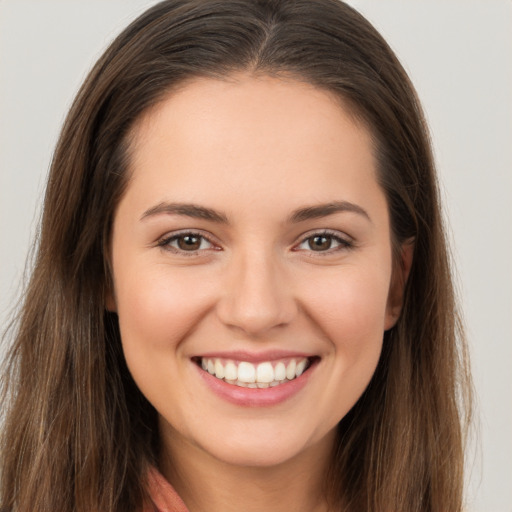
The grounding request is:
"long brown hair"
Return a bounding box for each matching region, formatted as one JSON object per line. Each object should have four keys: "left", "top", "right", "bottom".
{"left": 0, "top": 1, "right": 472, "bottom": 510}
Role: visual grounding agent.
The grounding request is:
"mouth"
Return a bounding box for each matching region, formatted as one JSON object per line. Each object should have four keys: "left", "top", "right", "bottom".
{"left": 193, "top": 356, "right": 318, "bottom": 389}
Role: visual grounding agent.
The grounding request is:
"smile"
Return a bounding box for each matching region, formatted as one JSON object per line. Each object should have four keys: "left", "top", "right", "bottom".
{"left": 197, "top": 357, "right": 313, "bottom": 388}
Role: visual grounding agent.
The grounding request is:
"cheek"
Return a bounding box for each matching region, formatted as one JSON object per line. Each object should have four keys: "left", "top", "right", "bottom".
{"left": 298, "top": 265, "right": 391, "bottom": 419}
{"left": 298, "top": 260, "right": 392, "bottom": 404}
{"left": 113, "top": 265, "right": 219, "bottom": 417}
{"left": 302, "top": 265, "right": 391, "bottom": 343}
{"left": 114, "top": 264, "right": 217, "bottom": 354}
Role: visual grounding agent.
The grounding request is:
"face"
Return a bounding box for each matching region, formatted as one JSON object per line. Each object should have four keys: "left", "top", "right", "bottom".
{"left": 108, "top": 74, "right": 406, "bottom": 470}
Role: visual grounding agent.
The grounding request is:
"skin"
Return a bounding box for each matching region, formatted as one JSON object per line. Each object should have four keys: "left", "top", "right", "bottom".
{"left": 108, "top": 74, "right": 411, "bottom": 512}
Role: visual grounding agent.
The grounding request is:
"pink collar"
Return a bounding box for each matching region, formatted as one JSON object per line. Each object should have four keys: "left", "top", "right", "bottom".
{"left": 146, "top": 466, "right": 189, "bottom": 512}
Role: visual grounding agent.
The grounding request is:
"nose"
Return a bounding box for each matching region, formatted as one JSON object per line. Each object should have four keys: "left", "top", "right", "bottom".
{"left": 216, "top": 249, "right": 298, "bottom": 337}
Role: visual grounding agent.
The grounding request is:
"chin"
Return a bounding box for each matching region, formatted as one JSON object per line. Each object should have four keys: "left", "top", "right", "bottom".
{"left": 207, "top": 442, "right": 307, "bottom": 468}
{"left": 193, "top": 424, "right": 332, "bottom": 469}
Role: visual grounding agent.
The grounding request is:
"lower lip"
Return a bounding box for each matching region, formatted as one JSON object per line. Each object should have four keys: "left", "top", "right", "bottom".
{"left": 195, "top": 360, "right": 317, "bottom": 407}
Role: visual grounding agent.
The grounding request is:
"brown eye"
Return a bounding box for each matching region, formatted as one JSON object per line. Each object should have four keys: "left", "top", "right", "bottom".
{"left": 308, "top": 235, "right": 333, "bottom": 251}
{"left": 159, "top": 232, "right": 214, "bottom": 253}
{"left": 177, "top": 234, "right": 202, "bottom": 251}
{"left": 295, "top": 232, "right": 352, "bottom": 254}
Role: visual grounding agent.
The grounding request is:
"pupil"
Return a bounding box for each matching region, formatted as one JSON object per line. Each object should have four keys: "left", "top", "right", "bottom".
{"left": 310, "top": 235, "right": 331, "bottom": 251}
{"left": 178, "top": 235, "right": 200, "bottom": 250}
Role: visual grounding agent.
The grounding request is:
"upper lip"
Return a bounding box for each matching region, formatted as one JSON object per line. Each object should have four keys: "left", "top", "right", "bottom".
{"left": 193, "top": 350, "right": 316, "bottom": 363}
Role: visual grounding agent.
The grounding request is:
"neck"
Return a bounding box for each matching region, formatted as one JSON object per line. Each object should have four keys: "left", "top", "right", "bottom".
{"left": 159, "top": 426, "right": 335, "bottom": 512}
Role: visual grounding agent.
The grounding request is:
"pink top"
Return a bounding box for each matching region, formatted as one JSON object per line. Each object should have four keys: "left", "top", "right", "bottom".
{"left": 145, "top": 467, "right": 189, "bottom": 512}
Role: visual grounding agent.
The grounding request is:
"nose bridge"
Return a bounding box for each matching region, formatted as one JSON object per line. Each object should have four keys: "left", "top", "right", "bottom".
{"left": 217, "top": 243, "right": 296, "bottom": 335}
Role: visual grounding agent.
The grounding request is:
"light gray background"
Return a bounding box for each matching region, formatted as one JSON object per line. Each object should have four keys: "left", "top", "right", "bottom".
{"left": 1, "top": 1, "right": 510, "bottom": 510}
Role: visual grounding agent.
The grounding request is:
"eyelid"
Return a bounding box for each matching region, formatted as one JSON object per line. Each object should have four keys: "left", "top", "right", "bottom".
{"left": 292, "top": 229, "right": 354, "bottom": 253}
{"left": 154, "top": 228, "right": 353, "bottom": 255}
{"left": 156, "top": 229, "right": 221, "bottom": 254}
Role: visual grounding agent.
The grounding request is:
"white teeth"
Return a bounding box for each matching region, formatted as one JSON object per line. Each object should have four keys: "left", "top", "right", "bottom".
{"left": 200, "top": 356, "right": 312, "bottom": 388}
{"left": 237, "top": 362, "right": 256, "bottom": 383}
{"left": 286, "top": 359, "right": 296, "bottom": 380}
{"left": 214, "top": 359, "right": 224, "bottom": 379}
{"left": 224, "top": 361, "right": 237, "bottom": 381}
{"left": 256, "top": 362, "right": 274, "bottom": 383}
{"left": 274, "top": 362, "right": 286, "bottom": 381}
{"left": 295, "top": 359, "right": 307, "bottom": 377}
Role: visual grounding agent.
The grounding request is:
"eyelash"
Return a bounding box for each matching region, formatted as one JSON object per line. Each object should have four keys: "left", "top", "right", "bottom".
{"left": 156, "top": 231, "right": 217, "bottom": 255}
{"left": 156, "top": 229, "right": 353, "bottom": 255}
{"left": 294, "top": 230, "right": 353, "bottom": 254}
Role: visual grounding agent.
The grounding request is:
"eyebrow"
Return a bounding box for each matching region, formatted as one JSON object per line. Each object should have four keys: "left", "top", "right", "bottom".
{"left": 140, "top": 202, "right": 229, "bottom": 223}
{"left": 289, "top": 201, "right": 371, "bottom": 224}
{"left": 140, "top": 200, "right": 371, "bottom": 224}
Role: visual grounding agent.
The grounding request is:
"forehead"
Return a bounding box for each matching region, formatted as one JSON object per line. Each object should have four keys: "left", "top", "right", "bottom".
{"left": 131, "top": 73, "right": 368, "bottom": 156}
{"left": 121, "top": 74, "right": 382, "bottom": 222}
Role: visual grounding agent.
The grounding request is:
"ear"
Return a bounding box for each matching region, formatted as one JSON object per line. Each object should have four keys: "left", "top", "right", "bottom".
{"left": 105, "top": 289, "right": 117, "bottom": 312}
{"left": 104, "top": 264, "right": 117, "bottom": 312}
{"left": 384, "top": 239, "right": 414, "bottom": 330}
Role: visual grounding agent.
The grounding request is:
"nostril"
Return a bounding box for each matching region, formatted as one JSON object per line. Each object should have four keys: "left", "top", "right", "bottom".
{"left": 216, "top": 298, "right": 298, "bottom": 336}
{"left": 215, "top": 264, "right": 298, "bottom": 335}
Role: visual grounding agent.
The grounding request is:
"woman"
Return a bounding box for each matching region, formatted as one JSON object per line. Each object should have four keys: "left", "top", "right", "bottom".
{"left": 0, "top": 1, "right": 472, "bottom": 511}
